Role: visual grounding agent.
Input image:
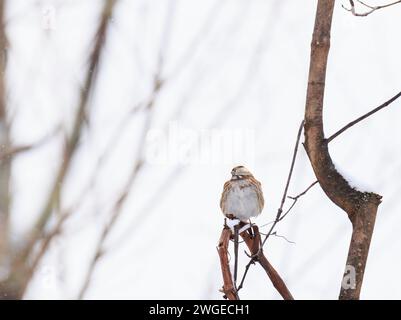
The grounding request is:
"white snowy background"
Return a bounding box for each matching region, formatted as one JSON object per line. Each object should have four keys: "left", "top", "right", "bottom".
{"left": 4, "top": 0, "right": 401, "bottom": 299}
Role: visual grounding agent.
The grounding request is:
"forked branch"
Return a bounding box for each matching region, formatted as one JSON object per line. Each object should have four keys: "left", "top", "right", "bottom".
{"left": 304, "top": 0, "right": 382, "bottom": 300}
{"left": 343, "top": 0, "right": 401, "bottom": 17}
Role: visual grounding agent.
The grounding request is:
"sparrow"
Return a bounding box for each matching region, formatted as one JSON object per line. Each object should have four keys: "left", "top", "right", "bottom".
{"left": 219, "top": 165, "right": 264, "bottom": 287}
{"left": 220, "top": 166, "right": 264, "bottom": 222}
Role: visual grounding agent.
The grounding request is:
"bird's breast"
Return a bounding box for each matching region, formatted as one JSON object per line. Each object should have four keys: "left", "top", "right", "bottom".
{"left": 224, "top": 181, "right": 262, "bottom": 221}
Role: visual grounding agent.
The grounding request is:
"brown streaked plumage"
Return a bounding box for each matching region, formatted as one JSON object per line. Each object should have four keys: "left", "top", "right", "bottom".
{"left": 220, "top": 166, "right": 264, "bottom": 222}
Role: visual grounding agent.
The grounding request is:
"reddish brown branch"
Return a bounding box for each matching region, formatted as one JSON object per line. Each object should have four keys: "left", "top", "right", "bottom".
{"left": 304, "top": 0, "right": 382, "bottom": 300}
{"left": 240, "top": 225, "right": 293, "bottom": 300}
{"left": 217, "top": 228, "right": 239, "bottom": 300}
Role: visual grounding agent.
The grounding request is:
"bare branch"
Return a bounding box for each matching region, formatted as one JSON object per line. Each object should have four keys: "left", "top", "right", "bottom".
{"left": 304, "top": 0, "right": 382, "bottom": 300}
{"left": 290, "top": 88, "right": 401, "bottom": 212}
{"left": 327, "top": 90, "right": 401, "bottom": 142}
{"left": 288, "top": 180, "right": 319, "bottom": 201}
{"left": 261, "top": 120, "right": 304, "bottom": 248}
{"left": 342, "top": 0, "right": 401, "bottom": 16}
{"left": 269, "top": 232, "right": 295, "bottom": 244}
{"left": 217, "top": 228, "right": 239, "bottom": 300}
{"left": 240, "top": 225, "right": 293, "bottom": 300}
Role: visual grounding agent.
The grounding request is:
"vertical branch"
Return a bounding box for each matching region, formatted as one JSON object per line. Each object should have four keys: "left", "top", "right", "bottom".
{"left": 304, "top": 0, "right": 382, "bottom": 300}
{"left": 217, "top": 227, "right": 239, "bottom": 300}
{"left": 0, "top": 0, "right": 9, "bottom": 270}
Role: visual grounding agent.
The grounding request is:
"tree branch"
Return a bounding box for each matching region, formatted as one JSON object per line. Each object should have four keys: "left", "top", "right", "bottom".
{"left": 343, "top": 0, "right": 401, "bottom": 17}
{"left": 304, "top": 0, "right": 382, "bottom": 300}
{"left": 240, "top": 225, "right": 293, "bottom": 300}
{"left": 217, "top": 227, "right": 239, "bottom": 300}
{"left": 292, "top": 87, "right": 401, "bottom": 213}
{"left": 261, "top": 120, "right": 304, "bottom": 248}
{"left": 327, "top": 90, "right": 401, "bottom": 142}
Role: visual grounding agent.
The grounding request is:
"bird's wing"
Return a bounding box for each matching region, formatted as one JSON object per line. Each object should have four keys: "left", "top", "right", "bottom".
{"left": 220, "top": 180, "right": 232, "bottom": 212}
{"left": 250, "top": 177, "right": 264, "bottom": 212}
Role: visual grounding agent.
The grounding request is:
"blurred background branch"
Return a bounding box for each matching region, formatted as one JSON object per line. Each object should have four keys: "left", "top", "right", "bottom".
{"left": 0, "top": 0, "right": 117, "bottom": 299}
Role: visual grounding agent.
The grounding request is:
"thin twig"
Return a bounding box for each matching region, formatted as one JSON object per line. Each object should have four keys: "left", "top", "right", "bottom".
{"left": 237, "top": 257, "right": 255, "bottom": 292}
{"left": 240, "top": 226, "right": 293, "bottom": 300}
{"left": 343, "top": 0, "right": 401, "bottom": 16}
{"left": 269, "top": 232, "right": 295, "bottom": 244}
{"left": 238, "top": 121, "right": 304, "bottom": 292}
{"left": 288, "top": 180, "right": 319, "bottom": 201}
{"left": 279, "top": 180, "right": 320, "bottom": 221}
{"left": 233, "top": 225, "right": 239, "bottom": 288}
{"left": 237, "top": 121, "right": 304, "bottom": 292}
{"left": 327, "top": 90, "right": 401, "bottom": 142}
{"left": 261, "top": 120, "right": 304, "bottom": 247}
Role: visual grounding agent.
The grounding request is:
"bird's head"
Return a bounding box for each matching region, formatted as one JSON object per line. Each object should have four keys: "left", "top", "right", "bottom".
{"left": 231, "top": 165, "right": 253, "bottom": 179}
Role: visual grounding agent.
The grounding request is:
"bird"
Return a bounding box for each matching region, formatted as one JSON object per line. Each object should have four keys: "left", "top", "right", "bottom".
{"left": 219, "top": 165, "right": 264, "bottom": 286}
{"left": 220, "top": 165, "right": 264, "bottom": 223}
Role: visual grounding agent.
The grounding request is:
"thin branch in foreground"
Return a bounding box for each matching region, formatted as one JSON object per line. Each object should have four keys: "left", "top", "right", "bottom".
{"left": 261, "top": 120, "right": 304, "bottom": 248}
{"left": 342, "top": 0, "right": 401, "bottom": 16}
